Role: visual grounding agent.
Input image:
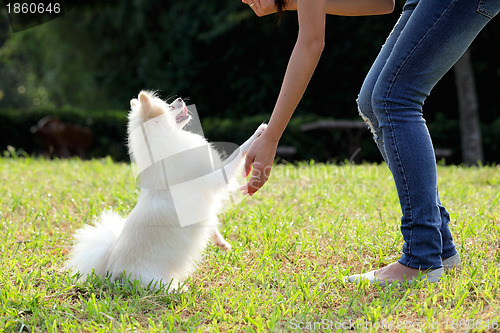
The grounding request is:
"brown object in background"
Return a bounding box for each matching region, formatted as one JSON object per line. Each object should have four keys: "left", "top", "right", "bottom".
{"left": 31, "top": 116, "right": 92, "bottom": 158}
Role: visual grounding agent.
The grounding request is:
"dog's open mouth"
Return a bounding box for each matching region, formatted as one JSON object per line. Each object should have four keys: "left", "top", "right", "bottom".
{"left": 175, "top": 106, "right": 190, "bottom": 123}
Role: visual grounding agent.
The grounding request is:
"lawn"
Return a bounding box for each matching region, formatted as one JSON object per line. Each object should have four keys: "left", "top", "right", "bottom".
{"left": 0, "top": 156, "right": 499, "bottom": 332}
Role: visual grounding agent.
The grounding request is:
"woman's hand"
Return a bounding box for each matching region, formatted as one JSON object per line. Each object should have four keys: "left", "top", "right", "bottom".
{"left": 240, "top": 133, "right": 278, "bottom": 196}
{"left": 241, "top": 0, "right": 279, "bottom": 17}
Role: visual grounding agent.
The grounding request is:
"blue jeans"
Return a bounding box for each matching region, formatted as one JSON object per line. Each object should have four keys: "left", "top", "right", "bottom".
{"left": 357, "top": 0, "right": 500, "bottom": 269}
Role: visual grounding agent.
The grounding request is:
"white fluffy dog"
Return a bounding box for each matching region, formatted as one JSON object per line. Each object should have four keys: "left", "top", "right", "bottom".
{"left": 67, "top": 90, "right": 266, "bottom": 291}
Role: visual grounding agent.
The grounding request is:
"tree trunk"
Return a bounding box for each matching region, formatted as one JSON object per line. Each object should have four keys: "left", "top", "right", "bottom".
{"left": 453, "top": 48, "right": 484, "bottom": 166}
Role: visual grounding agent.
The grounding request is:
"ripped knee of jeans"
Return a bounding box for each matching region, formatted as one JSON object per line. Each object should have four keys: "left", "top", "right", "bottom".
{"left": 356, "top": 95, "right": 378, "bottom": 139}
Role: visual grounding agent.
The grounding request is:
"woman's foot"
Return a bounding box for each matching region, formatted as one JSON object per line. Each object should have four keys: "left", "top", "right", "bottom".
{"left": 346, "top": 261, "right": 444, "bottom": 285}
{"left": 374, "top": 262, "right": 422, "bottom": 283}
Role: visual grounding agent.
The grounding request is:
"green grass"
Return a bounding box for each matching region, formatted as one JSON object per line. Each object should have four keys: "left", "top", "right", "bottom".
{"left": 0, "top": 156, "right": 499, "bottom": 332}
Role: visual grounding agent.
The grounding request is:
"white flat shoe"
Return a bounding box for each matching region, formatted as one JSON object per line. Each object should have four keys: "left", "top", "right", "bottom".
{"left": 346, "top": 254, "right": 461, "bottom": 285}
{"left": 346, "top": 266, "right": 445, "bottom": 285}
{"left": 442, "top": 253, "right": 461, "bottom": 270}
{"left": 345, "top": 270, "right": 377, "bottom": 284}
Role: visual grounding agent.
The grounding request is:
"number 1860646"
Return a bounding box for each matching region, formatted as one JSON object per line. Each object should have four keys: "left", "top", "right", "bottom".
{"left": 6, "top": 3, "right": 60, "bottom": 14}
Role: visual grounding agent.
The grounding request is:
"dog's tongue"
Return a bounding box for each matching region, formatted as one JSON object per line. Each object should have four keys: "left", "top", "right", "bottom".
{"left": 176, "top": 107, "right": 189, "bottom": 123}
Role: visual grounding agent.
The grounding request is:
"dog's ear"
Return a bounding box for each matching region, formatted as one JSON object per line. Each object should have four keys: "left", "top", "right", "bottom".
{"left": 138, "top": 92, "right": 151, "bottom": 113}
{"left": 130, "top": 98, "right": 139, "bottom": 109}
{"left": 138, "top": 91, "right": 164, "bottom": 120}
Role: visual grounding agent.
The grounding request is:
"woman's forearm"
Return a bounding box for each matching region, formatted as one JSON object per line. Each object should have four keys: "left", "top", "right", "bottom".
{"left": 263, "top": 40, "right": 324, "bottom": 143}
{"left": 263, "top": 0, "right": 326, "bottom": 143}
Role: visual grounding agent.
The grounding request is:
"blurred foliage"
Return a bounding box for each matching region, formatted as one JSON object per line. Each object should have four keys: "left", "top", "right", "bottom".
{"left": 0, "top": 0, "right": 399, "bottom": 112}
{"left": 0, "top": 107, "right": 128, "bottom": 160}
{"left": 2, "top": 106, "right": 499, "bottom": 163}
{"left": 0, "top": 0, "right": 499, "bottom": 163}
{"left": 1, "top": 107, "right": 379, "bottom": 162}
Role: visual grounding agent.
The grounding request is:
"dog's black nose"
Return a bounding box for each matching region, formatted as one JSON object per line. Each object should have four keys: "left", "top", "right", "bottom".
{"left": 176, "top": 98, "right": 183, "bottom": 103}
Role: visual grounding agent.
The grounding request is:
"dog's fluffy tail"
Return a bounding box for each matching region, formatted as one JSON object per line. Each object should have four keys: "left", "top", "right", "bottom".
{"left": 66, "top": 210, "right": 124, "bottom": 279}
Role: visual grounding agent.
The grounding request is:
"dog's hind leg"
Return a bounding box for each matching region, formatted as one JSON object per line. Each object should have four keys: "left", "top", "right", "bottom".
{"left": 211, "top": 229, "right": 232, "bottom": 251}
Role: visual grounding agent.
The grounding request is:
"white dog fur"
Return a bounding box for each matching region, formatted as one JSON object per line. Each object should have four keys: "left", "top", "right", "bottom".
{"left": 66, "top": 90, "right": 266, "bottom": 291}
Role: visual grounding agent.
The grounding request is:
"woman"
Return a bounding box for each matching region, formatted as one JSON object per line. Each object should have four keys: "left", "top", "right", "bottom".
{"left": 241, "top": 0, "right": 499, "bottom": 284}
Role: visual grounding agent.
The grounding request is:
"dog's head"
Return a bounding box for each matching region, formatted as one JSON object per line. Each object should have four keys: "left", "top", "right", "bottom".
{"left": 128, "top": 90, "right": 191, "bottom": 132}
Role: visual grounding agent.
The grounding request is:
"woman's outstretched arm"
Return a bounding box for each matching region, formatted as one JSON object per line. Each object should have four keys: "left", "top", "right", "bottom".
{"left": 241, "top": 0, "right": 326, "bottom": 195}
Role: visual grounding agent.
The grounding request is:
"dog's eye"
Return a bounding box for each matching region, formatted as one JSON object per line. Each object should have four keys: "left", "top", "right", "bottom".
{"left": 169, "top": 105, "right": 174, "bottom": 110}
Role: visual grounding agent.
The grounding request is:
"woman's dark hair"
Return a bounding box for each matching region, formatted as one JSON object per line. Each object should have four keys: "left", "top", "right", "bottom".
{"left": 275, "top": 0, "right": 286, "bottom": 13}
{"left": 275, "top": 0, "right": 287, "bottom": 23}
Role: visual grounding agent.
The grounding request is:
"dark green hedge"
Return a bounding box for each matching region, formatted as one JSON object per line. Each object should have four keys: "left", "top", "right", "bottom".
{"left": 200, "top": 113, "right": 383, "bottom": 163}
{"left": 0, "top": 107, "right": 380, "bottom": 162}
{"left": 0, "top": 107, "right": 129, "bottom": 160}
{"left": 1, "top": 108, "right": 499, "bottom": 164}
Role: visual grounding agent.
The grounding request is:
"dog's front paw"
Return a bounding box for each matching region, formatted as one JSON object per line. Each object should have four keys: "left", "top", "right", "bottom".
{"left": 255, "top": 123, "right": 267, "bottom": 137}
